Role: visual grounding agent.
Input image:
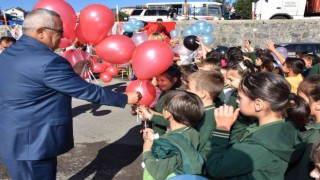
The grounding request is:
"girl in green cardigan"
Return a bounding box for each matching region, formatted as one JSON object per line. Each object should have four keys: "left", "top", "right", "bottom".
{"left": 138, "top": 65, "right": 181, "bottom": 135}
{"left": 142, "top": 90, "right": 204, "bottom": 180}
{"left": 206, "top": 72, "right": 309, "bottom": 180}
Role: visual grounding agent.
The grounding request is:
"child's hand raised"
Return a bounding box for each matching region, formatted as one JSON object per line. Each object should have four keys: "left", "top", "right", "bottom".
{"left": 143, "top": 128, "right": 155, "bottom": 151}
{"left": 137, "top": 105, "right": 153, "bottom": 120}
{"left": 214, "top": 105, "right": 240, "bottom": 131}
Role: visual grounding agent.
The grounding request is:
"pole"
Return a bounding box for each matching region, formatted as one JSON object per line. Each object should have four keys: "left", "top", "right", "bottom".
{"left": 116, "top": 5, "right": 119, "bottom": 22}
{"left": 184, "top": 0, "right": 187, "bottom": 20}
{"left": 252, "top": 2, "right": 255, "bottom": 20}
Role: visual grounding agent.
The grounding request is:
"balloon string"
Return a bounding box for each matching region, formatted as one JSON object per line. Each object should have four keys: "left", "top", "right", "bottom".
{"left": 88, "top": 69, "right": 99, "bottom": 85}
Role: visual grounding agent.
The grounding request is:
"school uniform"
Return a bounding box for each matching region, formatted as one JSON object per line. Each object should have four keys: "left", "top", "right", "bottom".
{"left": 307, "top": 63, "right": 320, "bottom": 77}
{"left": 206, "top": 120, "right": 301, "bottom": 180}
{"left": 143, "top": 126, "right": 203, "bottom": 180}
{"left": 150, "top": 90, "right": 172, "bottom": 135}
{"left": 285, "top": 123, "right": 320, "bottom": 180}
{"left": 196, "top": 105, "right": 215, "bottom": 160}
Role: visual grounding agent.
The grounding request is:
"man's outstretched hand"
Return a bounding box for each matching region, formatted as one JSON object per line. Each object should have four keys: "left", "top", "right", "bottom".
{"left": 126, "top": 92, "right": 142, "bottom": 104}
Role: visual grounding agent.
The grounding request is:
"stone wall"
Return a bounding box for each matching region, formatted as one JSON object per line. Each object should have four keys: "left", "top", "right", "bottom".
{"left": 175, "top": 19, "right": 320, "bottom": 48}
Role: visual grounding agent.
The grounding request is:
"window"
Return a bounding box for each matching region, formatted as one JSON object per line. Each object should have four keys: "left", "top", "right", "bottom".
{"left": 208, "top": 6, "right": 220, "bottom": 15}
{"left": 145, "top": 10, "right": 157, "bottom": 16}
{"left": 158, "top": 10, "right": 168, "bottom": 16}
{"left": 300, "top": 44, "right": 315, "bottom": 52}
{"left": 131, "top": 10, "right": 143, "bottom": 16}
{"left": 189, "top": 7, "right": 206, "bottom": 16}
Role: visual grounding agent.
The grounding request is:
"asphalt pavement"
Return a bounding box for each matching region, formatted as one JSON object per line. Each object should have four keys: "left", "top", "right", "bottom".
{"left": 0, "top": 77, "right": 144, "bottom": 180}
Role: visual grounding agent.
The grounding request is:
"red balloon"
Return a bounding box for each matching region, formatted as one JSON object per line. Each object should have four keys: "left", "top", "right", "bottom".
{"left": 78, "top": 4, "right": 115, "bottom": 45}
{"left": 132, "top": 40, "right": 174, "bottom": 80}
{"left": 91, "top": 56, "right": 99, "bottom": 63}
{"left": 75, "top": 23, "right": 89, "bottom": 44}
{"left": 102, "top": 61, "right": 113, "bottom": 68}
{"left": 105, "top": 66, "right": 119, "bottom": 76}
{"left": 61, "top": 49, "right": 89, "bottom": 67}
{"left": 92, "top": 63, "right": 105, "bottom": 73}
{"left": 95, "top": 35, "right": 135, "bottom": 64}
{"left": 126, "top": 80, "right": 156, "bottom": 106}
{"left": 33, "top": 0, "right": 77, "bottom": 39}
{"left": 59, "top": 31, "right": 76, "bottom": 48}
{"left": 100, "top": 72, "right": 113, "bottom": 83}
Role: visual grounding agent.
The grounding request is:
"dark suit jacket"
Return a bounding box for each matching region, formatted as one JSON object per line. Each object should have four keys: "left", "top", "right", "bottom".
{"left": 0, "top": 35, "right": 128, "bottom": 160}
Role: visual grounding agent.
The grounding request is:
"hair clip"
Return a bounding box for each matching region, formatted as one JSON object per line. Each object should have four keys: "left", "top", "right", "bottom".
{"left": 239, "top": 62, "right": 247, "bottom": 70}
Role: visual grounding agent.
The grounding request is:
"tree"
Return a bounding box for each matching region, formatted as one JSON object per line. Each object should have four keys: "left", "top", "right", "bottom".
{"left": 233, "top": 0, "right": 252, "bottom": 19}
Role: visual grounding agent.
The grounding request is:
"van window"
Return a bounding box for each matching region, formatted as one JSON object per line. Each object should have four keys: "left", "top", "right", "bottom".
{"left": 131, "top": 10, "right": 143, "bottom": 16}
{"left": 208, "top": 6, "right": 220, "bottom": 15}
{"left": 158, "top": 10, "right": 168, "bottom": 16}
{"left": 145, "top": 10, "right": 157, "bottom": 16}
{"left": 300, "top": 44, "right": 315, "bottom": 52}
{"left": 189, "top": 7, "right": 206, "bottom": 16}
{"left": 283, "top": 44, "right": 297, "bottom": 52}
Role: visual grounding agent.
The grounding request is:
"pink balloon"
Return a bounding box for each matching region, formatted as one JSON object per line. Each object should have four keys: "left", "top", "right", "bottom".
{"left": 95, "top": 35, "right": 135, "bottom": 64}
{"left": 126, "top": 80, "right": 156, "bottom": 106}
{"left": 78, "top": 4, "right": 115, "bottom": 45}
{"left": 100, "top": 72, "right": 113, "bottom": 83}
{"left": 172, "top": 44, "right": 194, "bottom": 56}
{"left": 33, "top": 0, "right": 77, "bottom": 39}
{"left": 105, "top": 66, "right": 119, "bottom": 76}
{"left": 132, "top": 40, "right": 174, "bottom": 80}
{"left": 61, "top": 49, "right": 88, "bottom": 67}
{"left": 131, "top": 33, "right": 148, "bottom": 46}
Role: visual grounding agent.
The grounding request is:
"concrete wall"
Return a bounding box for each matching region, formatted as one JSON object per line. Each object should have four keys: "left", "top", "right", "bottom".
{"left": 175, "top": 19, "right": 320, "bottom": 48}
{"left": 0, "top": 26, "right": 8, "bottom": 38}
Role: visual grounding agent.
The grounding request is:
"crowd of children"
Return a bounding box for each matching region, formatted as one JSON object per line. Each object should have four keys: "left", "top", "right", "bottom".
{"left": 134, "top": 36, "right": 320, "bottom": 180}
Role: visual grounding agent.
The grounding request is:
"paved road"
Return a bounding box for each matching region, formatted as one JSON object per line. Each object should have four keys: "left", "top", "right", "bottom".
{"left": 0, "top": 78, "right": 144, "bottom": 180}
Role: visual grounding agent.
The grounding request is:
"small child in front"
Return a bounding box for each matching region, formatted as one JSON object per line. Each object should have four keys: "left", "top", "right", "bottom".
{"left": 142, "top": 90, "right": 204, "bottom": 180}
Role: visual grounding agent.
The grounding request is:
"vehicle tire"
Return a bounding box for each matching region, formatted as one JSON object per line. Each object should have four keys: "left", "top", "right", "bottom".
{"left": 271, "top": 16, "right": 289, "bottom": 19}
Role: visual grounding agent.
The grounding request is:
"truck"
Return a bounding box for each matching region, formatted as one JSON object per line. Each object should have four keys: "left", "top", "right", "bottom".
{"left": 254, "top": 0, "right": 320, "bottom": 19}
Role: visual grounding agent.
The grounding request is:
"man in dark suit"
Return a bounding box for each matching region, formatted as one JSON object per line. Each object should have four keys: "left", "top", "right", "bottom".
{"left": 0, "top": 8, "right": 141, "bottom": 180}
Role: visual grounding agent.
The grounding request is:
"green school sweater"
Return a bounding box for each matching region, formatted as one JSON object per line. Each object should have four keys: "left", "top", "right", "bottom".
{"left": 206, "top": 120, "right": 301, "bottom": 180}
{"left": 197, "top": 105, "right": 215, "bottom": 160}
{"left": 150, "top": 90, "right": 172, "bottom": 135}
{"left": 307, "top": 63, "right": 320, "bottom": 77}
{"left": 143, "top": 127, "right": 201, "bottom": 180}
{"left": 286, "top": 123, "right": 320, "bottom": 180}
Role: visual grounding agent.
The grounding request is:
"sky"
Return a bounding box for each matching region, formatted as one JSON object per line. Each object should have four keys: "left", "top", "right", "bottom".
{"left": 0, "top": 0, "right": 225, "bottom": 12}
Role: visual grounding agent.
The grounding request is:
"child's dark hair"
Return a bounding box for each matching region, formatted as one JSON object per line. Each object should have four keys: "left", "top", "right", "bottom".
{"left": 299, "top": 75, "right": 320, "bottom": 102}
{"left": 226, "top": 47, "right": 244, "bottom": 68}
{"left": 228, "top": 60, "right": 255, "bottom": 77}
{"left": 0, "top": 36, "right": 16, "bottom": 43}
{"left": 239, "top": 72, "right": 310, "bottom": 128}
{"left": 179, "top": 64, "right": 197, "bottom": 85}
{"left": 311, "top": 138, "right": 320, "bottom": 163}
{"left": 162, "top": 90, "right": 203, "bottom": 126}
{"left": 284, "top": 57, "right": 305, "bottom": 74}
{"left": 201, "top": 57, "right": 221, "bottom": 70}
{"left": 300, "top": 52, "right": 320, "bottom": 66}
{"left": 188, "top": 71, "right": 224, "bottom": 100}
{"left": 261, "top": 59, "right": 284, "bottom": 75}
{"left": 259, "top": 53, "right": 274, "bottom": 62}
{"left": 206, "top": 50, "right": 222, "bottom": 61}
{"left": 162, "top": 64, "right": 182, "bottom": 89}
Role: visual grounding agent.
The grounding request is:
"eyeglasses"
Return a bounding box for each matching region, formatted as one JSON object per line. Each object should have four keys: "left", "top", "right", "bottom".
{"left": 42, "top": 27, "right": 64, "bottom": 36}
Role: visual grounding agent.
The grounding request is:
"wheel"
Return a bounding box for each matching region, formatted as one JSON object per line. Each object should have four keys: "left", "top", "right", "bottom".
{"left": 271, "top": 16, "right": 289, "bottom": 19}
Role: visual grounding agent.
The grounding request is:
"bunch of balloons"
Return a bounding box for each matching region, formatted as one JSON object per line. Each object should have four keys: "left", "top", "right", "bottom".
{"left": 126, "top": 40, "right": 174, "bottom": 106}
{"left": 122, "top": 18, "right": 145, "bottom": 33}
{"left": 182, "top": 20, "right": 214, "bottom": 47}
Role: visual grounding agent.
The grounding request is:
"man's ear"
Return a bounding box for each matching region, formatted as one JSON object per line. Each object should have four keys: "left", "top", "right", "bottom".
{"left": 36, "top": 28, "right": 45, "bottom": 39}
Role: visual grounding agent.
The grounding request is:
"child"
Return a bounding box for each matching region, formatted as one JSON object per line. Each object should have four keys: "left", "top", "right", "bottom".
{"left": 187, "top": 71, "right": 224, "bottom": 159}
{"left": 142, "top": 90, "right": 204, "bottom": 180}
{"left": 310, "top": 138, "right": 320, "bottom": 179}
{"left": 206, "top": 72, "right": 309, "bottom": 179}
{"left": 0, "top": 36, "right": 16, "bottom": 53}
{"left": 197, "top": 57, "right": 221, "bottom": 71}
{"left": 138, "top": 65, "right": 181, "bottom": 135}
{"left": 260, "top": 59, "right": 284, "bottom": 76}
{"left": 287, "top": 75, "right": 320, "bottom": 179}
{"left": 282, "top": 57, "right": 305, "bottom": 94}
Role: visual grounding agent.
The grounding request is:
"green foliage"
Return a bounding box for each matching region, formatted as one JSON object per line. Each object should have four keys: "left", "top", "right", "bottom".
{"left": 116, "top": 11, "right": 129, "bottom": 22}
{"left": 233, "top": 0, "right": 252, "bottom": 19}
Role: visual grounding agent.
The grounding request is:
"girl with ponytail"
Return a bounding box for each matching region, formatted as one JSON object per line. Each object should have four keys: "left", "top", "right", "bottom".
{"left": 205, "top": 72, "right": 309, "bottom": 180}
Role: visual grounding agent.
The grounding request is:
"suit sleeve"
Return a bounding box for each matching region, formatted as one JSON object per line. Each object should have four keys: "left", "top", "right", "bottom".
{"left": 43, "top": 56, "right": 128, "bottom": 108}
